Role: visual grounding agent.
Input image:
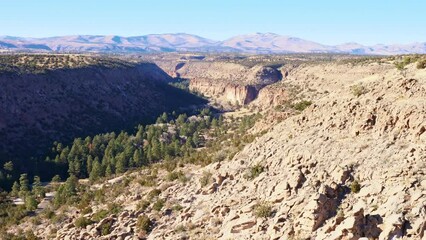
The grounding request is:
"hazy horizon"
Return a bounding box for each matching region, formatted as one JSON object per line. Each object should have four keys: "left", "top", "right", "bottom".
{"left": 1, "top": 0, "right": 425, "bottom": 46}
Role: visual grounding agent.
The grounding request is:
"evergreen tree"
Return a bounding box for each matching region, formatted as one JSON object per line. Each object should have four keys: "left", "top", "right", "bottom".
{"left": 54, "top": 175, "right": 78, "bottom": 206}
{"left": 3, "top": 161, "right": 13, "bottom": 172}
{"left": 151, "top": 139, "right": 162, "bottom": 161}
{"left": 32, "top": 176, "right": 45, "bottom": 198}
{"left": 11, "top": 181, "right": 20, "bottom": 197}
{"left": 185, "top": 136, "right": 194, "bottom": 149}
{"left": 19, "top": 173, "right": 30, "bottom": 198}
{"left": 25, "top": 195, "right": 38, "bottom": 211}
{"left": 133, "top": 149, "right": 144, "bottom": 167}
{"left": 86, "top": 155, "right": 93, "bottom": 176}
{"left": 193, "top": 132, "right": 200, "bottom": 147}
{"left": 51, "top": 175, "right": 61, "bottom": 182}
{"left": 157, "top": 112, "right": 168, "bottom": 123}
{"left": 105, "top": 164, "right": 113, "bottom": 177}
{"left": 115, "top": 152, "right": 127, "bottom": 174}
{"left": 211, "top": 118, "right": 218, "bottom": 128}
{"left": 89, "top": 160, "right": 102, "bottom": 181}
{"left": 135, "top": 125, "right": 144, "bottom": 144}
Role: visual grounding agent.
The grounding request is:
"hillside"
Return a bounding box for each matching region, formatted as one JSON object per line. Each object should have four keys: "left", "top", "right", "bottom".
{"left": 0, "top": 55, "right": 206, "bottom": 179}
{"left": 1, "top": 33, "right": 426, "bottom": 54}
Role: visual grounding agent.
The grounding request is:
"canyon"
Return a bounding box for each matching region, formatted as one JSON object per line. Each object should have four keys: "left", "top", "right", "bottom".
{"left": 0, "top": 55, "right": 205, "bottom": 170}
{"left": 2, "top": 54, "right": 426, "bottom": 240}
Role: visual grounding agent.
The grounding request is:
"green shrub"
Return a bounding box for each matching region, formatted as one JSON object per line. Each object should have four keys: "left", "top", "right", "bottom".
{"left": 81, "top": 207, "right": 93, "bottom": 215}
{"left": 172, "top": 204, "right": 183, "bottom": 212}
{"left": 42, "top": 207, "right": 55, "bottom": 219}
{"left": 74, "top": 216, "right": 93, "bottom": 228}
{"left": 25, "top": 230, "right": 38, "bottom": 240}
{"left": 291, "top": 100, "right": 312, "bottom": 111}
{"left": 417, "top": 59, "right": 426, "bottom": 69}
{"left": 92, "top": 209, "right": 109, "bottom": 222}
{"left": 175, "top": 225, "right": 186, "bottom": 233}
{"left": 350, "top": 84, "right": 367, "bottom": 97}
{"left": 147, "top": 189, "right": 161, "bottom": 201}
{"left": 138, "top": 175, "right": 157, "bottom": 187}
{"left": 351, "top": 180, "right": 361, "bottom": 193}
{"left": 107, "top": 203, "right": 122, "bottom": 215}
{"left": 136, "top": 215, "right": 151, "bottom": 233}
{"left": 137, "top": 200, "right": 150, "bottom": 211}
{"left": 100, "top": 221, "right": 112, "bottom": 236}
{"left": 153, "top": 199, "right": 165, "bottom": 211}
{"left": 244, "top": 164, "right": 264, "bottom": 180}
{"left": 253, "top": 202, "right": 272, "bottom": 218}
{"left": 199, "top": 171, "right": 212, "bottom": 187}
{"left": 166, "top": 171, "right": 186, "bottom": 182}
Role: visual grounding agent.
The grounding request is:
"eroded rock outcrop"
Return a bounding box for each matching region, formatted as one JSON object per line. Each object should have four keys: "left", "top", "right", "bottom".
{"left": 154, "top": 58, "right": 283, "bottom": 106}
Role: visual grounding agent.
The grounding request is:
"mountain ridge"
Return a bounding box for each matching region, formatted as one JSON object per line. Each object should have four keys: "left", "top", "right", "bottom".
{"left": 0, "top": 33, "right": 425, "bottom": 55}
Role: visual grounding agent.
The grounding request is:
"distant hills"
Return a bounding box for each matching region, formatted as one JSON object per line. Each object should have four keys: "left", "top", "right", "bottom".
{"left": 1, "top": 33, "right": 425, "bottom": 55}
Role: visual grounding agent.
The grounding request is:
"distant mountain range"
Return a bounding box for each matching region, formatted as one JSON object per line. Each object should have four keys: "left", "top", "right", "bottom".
{"left": 1, "top": 33, "right": 425, "bottom": 55}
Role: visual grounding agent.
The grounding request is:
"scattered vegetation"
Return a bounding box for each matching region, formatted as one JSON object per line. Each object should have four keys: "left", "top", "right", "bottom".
{"left": 394, "top": 56, "right": 418, "bottom": 70}
{"left": 166, "top": 171, "right": 187, "bottom": 183}
{"left": 74, "top": 216, "right": 93, "bottom": 228}
{"left": 350, "top": 84, "right": 367, "bottom": 97}
{"left": 169, "top": 79, "right": 190, "bottom": 91}
{"left": 172, "top": 204, "right": 183, "bottom": 212}
{"left": 100, "top": 221, "right": 113, "bottom": 236}
{"left": 153, "top": 199, "right": 165, "bottom": 211}
{"left": 0, "top": 54, "right": 137, "bottom": 74}
{"left": 244, "top": 164, "right": 264, "bottom": 180}
{"left": 199, "top": 171, "right": 213, "bottom": 187}
{"left": 137, "top": 215, "right": 152, "bottom": 233}
{"left": 417, "top": 59, "right": 426, "bottom": 69}
{"left": 291, "top": 100, "right": 312, "bottom": 111}
{"left": 351, "top": 180, "right": 361, "bottom": 193}
{"left": 147, "top": 189, "right": 161, "bottom": 201}
{"left": 137, "top": 200, "right": 150, "bottom": 211}
{"left": 253, "top": 202, "right": 273, "bottom": 218}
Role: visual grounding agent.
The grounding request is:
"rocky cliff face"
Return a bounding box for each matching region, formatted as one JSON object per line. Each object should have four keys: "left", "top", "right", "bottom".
{"left": 154, "top": 59, "right": 283, "bottom": 106}
{"left": 0, "top": 61, "right": 205, "bottom": 162}
{"left": 189, "top": 79, "right": 260, "bottom": 105}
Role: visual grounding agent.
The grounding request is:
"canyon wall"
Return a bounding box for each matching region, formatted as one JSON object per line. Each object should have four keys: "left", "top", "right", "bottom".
{"left": 0, "top": 62, "right": 205, "bottom": 162}
{"left": 153, "top": 58, "right": 283, "bottom": 106}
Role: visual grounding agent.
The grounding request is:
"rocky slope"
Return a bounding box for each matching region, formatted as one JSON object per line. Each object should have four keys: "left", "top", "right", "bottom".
{"left": 0, "top": 56, "right": 205, "bottom": 163}
{"left": 147, "top": 61, "right": 426, "bottom": 240}
{"left": 21, "top": 59, "right": 426, "bottom": 239}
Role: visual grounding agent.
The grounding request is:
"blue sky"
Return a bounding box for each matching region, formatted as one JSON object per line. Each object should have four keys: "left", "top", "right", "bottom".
{"left": 1, "top": 0, "right": 424, "bottom": 45}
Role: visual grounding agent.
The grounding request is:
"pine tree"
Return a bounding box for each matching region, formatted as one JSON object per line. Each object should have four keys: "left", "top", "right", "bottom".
{"left": 32, "top": 176, "right": 45, "bottom": 198}
{"left": 54, "top": 175, "right": 78, "bottom": 206}
{"left": 151, "top": 139, "right": 162, "bottom": 161}
{"left": 19, "top": 173, "right": 30, "bottom": 198}
{"left": 115, "top": 152, "right": 127, "bottom": 174}
{"left": 135, "top": 125, "right": 144, "bottom": 144}
{"left": 193, "top": 132, "right": 200, "bottom": 147}
{"left": 87, "top": 155, "right": 93, "bottom": 176}
{"left": 133, "top": 149, "right": 144, "bottom": 167}
{"left": 3, "top": 161, "right": 13, "bottom": 172}
{"left": 25, "top": 195, "right": 38, "bottom": 211}
{"left": 105, "top": 164, "right": 113, "bottom": 177}
{"left": 51, "top": 175, "right": 61, "bottom": 182}
{"left": 11, "top": 181, "right": 20, "bottom": 197}
{"left": 89, "top": 160, "right": 103, "bottom": 181}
